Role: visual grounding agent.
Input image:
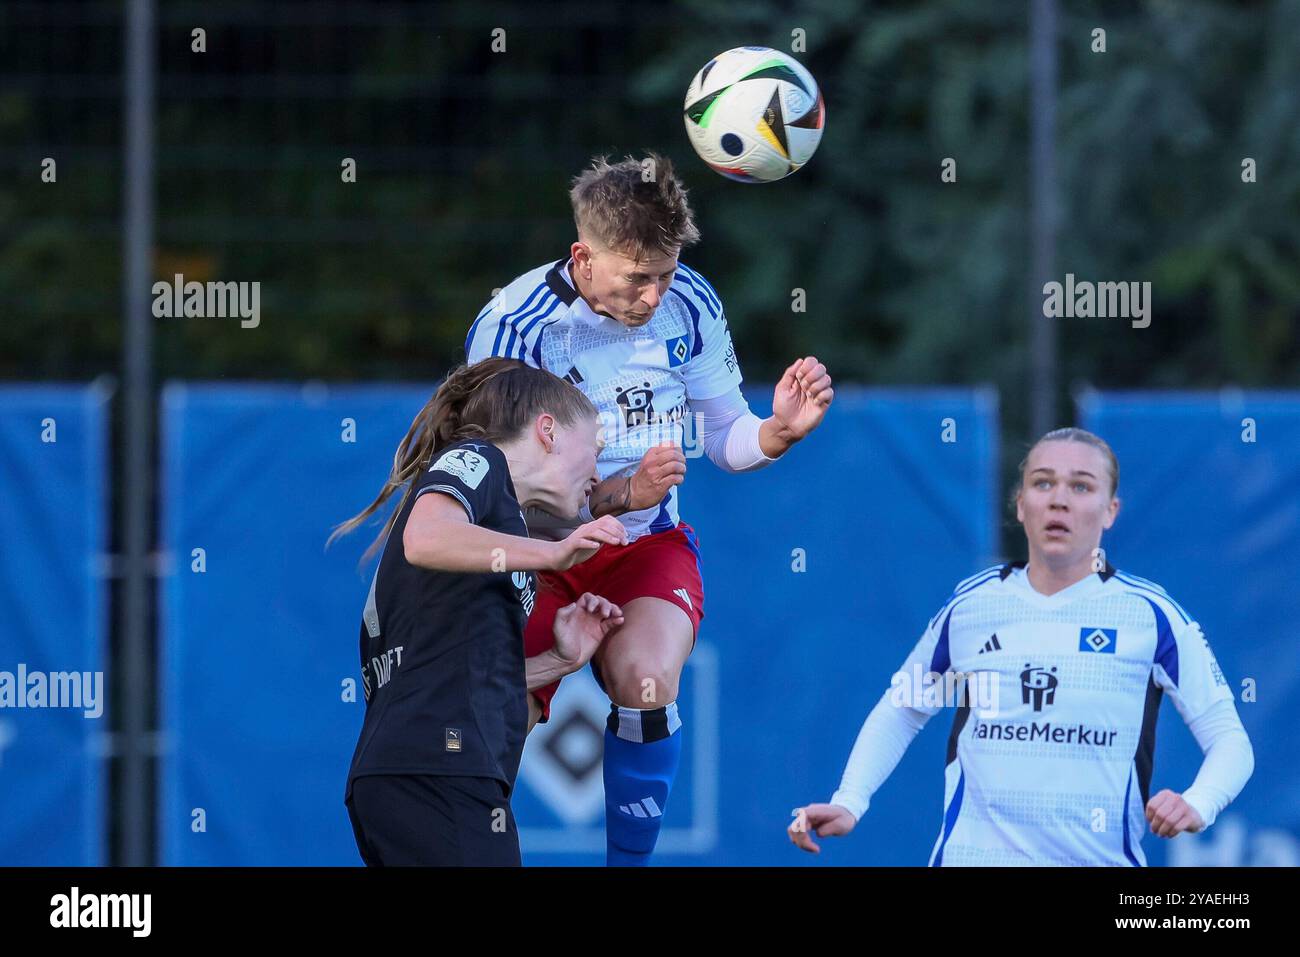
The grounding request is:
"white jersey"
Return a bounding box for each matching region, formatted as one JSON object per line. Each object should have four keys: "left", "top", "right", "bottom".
{"left": 465, "top": 258, "right": 743, "bottom": 540}
{"left": 903, "top": 562, "right": 1234, "bottom": 866}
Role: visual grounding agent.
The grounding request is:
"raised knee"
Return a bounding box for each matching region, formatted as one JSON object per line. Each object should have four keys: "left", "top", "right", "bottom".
{"left": 605, "top": 663, "right": 677, "bottom": 709}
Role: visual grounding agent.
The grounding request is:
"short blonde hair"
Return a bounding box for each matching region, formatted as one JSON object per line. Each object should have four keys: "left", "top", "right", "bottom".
{"left": 569, "top": 152, "right": 701, "bottom": 260}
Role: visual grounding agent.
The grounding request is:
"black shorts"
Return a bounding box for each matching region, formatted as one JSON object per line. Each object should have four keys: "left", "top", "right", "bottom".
{"left": 346, "top": 774, "right": 521, "bottom": 867}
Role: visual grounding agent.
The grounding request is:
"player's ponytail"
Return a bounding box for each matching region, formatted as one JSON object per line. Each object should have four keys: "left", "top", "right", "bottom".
{"left": 329, "top": 358, "right": 596, "bottom": 560}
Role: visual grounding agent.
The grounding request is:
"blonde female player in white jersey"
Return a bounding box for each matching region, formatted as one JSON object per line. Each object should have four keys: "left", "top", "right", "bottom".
{"left": 789, "top": 428, "right": 1254, "bottom": 866}
{"left": 467, "top": 153, "right": 833, "bottom": 865}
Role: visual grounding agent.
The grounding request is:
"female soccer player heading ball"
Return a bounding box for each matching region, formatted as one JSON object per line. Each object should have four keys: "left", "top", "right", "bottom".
{"left": 790, "top": 428, "right": 1254, "bottom": 865}
{"left": 466, "top": 153, "right": 833, "bottom": 865}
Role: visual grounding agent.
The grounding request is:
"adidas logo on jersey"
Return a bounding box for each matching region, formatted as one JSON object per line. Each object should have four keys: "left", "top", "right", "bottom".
{"left": 618, "top": 796, "right": 663, "bottom": 819}
{"left": 978, "top": 633, "right": 1002, "bottom": 654}
{"left": 673, "top": 587, "right": 692, "bottom": 610}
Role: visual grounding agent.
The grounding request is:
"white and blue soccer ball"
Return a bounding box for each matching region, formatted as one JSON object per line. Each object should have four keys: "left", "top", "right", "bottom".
{"left": 683, "top": 46, "right": 826, "bottom": 183}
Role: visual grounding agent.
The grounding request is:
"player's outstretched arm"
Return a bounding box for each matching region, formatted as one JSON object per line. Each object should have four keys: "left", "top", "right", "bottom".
{"left": 404, "top": 491, "right": 627, "bottom": 572}
{"left": 788, "top": 689, "right": 931, "bottom": 854}
{"left": 760, "top": 356, "right": 834, "bottom": 459}
{"left": 550, "top": 518, "right": 633, "bottom": 569}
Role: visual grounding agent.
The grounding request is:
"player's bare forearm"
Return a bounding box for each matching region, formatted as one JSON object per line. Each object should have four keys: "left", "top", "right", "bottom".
{"left": 758, "top": 415, "right": 801, "bottom": 459}
{"left": 525, "top": 648, "right": 574, "bottom": 692}
{"left": 404, "top": 513, "right": 557, "bottom": 572}
{"left": 587, "top": 469, "right": 635, "bottom": 517}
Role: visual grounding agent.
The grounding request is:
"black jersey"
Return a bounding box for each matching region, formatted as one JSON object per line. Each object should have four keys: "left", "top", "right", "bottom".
{"left": 345, "top": 438, "right": 538, "bottom": 801}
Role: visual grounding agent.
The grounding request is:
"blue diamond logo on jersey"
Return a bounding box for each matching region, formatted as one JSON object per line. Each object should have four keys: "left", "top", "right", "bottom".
{"left": 666, "top": 334, "right": 690, "bottom": 368}
{"left": 1079, "top": 627, "right": 1117, "bottom": 654}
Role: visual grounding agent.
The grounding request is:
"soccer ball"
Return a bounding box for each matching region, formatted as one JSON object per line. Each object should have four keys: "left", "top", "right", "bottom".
{"left": 683, "top": 46, "right": 825, "bottom": 183}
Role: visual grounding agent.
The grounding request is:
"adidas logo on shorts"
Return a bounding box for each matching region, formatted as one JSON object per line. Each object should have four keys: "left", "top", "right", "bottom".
{"left": 618, "top": 797, "right": 663, "bottom": 819}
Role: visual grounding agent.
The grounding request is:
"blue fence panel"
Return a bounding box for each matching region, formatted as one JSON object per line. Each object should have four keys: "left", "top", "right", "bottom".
{"left": 159, "top": 382, "right": 433, "bottom": 865}
{"left": 0, "top": 383, "right": 109, "bottom": 865}
{"left": 1080, "top": 390, "right": 1300, "bottom": 866}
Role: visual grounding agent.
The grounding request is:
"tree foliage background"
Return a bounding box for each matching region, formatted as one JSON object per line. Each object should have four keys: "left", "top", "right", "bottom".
{"left": 3, "top": 0, "right": 1298, "bottom": 446}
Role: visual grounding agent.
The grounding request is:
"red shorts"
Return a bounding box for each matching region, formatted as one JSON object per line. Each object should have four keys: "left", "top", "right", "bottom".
{"left": 524, "top": 521, "right": 705, "bottom": 722}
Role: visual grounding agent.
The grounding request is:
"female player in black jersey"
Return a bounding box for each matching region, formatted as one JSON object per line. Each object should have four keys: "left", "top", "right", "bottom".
{"left": 332, "top": 357, "right": 630, "bottom": 866}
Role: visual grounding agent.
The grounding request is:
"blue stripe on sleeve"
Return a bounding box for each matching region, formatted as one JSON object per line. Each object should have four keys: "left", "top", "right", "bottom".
{"left": 1142, "top": 596, "right": 1179, "bottom": 686}
{"left": 514, "top": 294, "right": 562, "bottom": 360}
{"left": 1117, "top": 573, "right": 1191, "bottom": 625}
{"left": 501, "top": 289, "right": 555, "bottom": 359}
{"left": 673, "top": 265, "right": 720, "bottom": 319}
{"left": 488, "top": 282, "right": 549, "bottom": 357}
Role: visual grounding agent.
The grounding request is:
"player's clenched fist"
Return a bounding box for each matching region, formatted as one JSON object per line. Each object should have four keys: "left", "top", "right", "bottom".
{"left": 1145, "top": 788, "right": 1205, "bottom": 837}
{"left": 787, "top": 803, "right": 856, "bottom": 853}
{"left": 627, "top": 441, "right": 687, "bottom": 511}
{"left": 552, "top": 592, "right": 625, "bottom": 673}
{"left": 550, "top": 516, "right": 628, "bottom": 570}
